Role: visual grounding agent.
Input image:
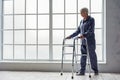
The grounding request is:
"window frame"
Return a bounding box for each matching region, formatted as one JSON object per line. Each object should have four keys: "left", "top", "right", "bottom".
{"left": 0, "top": 0, "right": 106, "bottom": 63}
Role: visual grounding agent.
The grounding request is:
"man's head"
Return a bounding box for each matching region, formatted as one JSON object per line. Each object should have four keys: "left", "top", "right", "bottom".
{"left": 80, "top": 8, "right": 88, "bottom": 19}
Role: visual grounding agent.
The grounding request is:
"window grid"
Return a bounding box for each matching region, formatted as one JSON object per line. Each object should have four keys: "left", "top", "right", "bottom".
{"left": 1, "top": 0, "right": 105, "bottom": 62}
{"left": 13, "top": 0, "right": 14, "bottom": 59}
{"left": 36, "top": 0, "right": 38, "bottom": 60}
{"left": 1, "top": 0, "right": 4, "bottom": 60}
{"left": 24, "top": 0, "right": 26, "bottom": 60}
{"left": 3, "top": 12, "right": 103, "bottom": 15}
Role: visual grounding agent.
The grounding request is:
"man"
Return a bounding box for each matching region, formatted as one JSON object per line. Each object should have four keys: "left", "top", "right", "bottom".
{"left": 66, "top": 8, "right": 99, "bottom": 75}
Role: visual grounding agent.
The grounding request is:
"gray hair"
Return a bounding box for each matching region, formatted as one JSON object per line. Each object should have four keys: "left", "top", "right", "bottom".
{"left": 80, "top": 8, "right": 89, "bottom": 14}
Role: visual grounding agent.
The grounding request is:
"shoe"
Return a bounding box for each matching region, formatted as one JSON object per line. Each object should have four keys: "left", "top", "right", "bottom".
{"left": 94, "top": 72, "right": 99, "bottom": 75}
{"left": 76, "top": 72, "right": 85, "bottom": 76}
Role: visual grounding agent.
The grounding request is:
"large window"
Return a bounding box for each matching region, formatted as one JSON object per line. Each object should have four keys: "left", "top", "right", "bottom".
{"left": 1, "top": 0, "right": 105, "bottom": 62}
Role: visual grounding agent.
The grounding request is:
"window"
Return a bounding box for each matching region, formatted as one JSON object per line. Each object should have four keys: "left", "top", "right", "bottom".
{"left": 1, "top": 0, "right": 105, "bottom": 62}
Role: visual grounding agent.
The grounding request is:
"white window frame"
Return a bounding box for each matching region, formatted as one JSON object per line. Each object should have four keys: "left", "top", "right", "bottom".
{"left": 0, "top": 0, "right": 106, "bottom": 63}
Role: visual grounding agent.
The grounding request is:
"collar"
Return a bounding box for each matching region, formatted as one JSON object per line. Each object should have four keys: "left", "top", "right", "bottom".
{"left": 83, "top": 16, "right": 91, "bottom": 22}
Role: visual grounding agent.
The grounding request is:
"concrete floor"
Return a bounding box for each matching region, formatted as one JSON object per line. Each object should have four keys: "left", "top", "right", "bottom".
{"left": 0, "top": 71, "right": 120, "bottom": 80}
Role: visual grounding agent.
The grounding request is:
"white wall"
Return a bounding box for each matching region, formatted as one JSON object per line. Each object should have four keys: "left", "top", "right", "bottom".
{"left": 98, "top": 0, "right": 120, "bottom": 73}
{"left": 0, "top": 0, "right": 120, "bottom": 73}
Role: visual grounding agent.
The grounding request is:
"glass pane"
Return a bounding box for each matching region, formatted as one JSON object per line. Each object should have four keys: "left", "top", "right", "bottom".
{"left": 53, "top": 0, "right": 64, "bottom": 13}
{"left": 53, "top": 45, "right": 80, "bottom": 60}
{"left": 38, "top": 30, "right": 49, "bottom": 44}
{"left": 14, "top": 0, "right": 25, "bottom": 14}
{"left": 64, "top": 45, "right": 81, "bottom": 60}
{"left": 38, "top": 46, "right": 49, "bottom": 59}
{"left": 91, "top": 0, "right": 102, "bottom": 12}
{"left": 66, "top": 0, "right": 76, "bottom": 13}
{"left": 96, "top": 45, "right": 102, "bottom": 61}
{"left": 3, "top": 45, "right": 13, "bottom": 59}
{"left": 65, "top": 55, "right": 72, "bottom": 60}
{"left": 65, "top": 30, "right": 77, "bottom": 37}
{"left": 78, "top": 14, "right": 83, "bottom": 26}
{"left": 3, "top": 31, "right": 13, "bottom": 44}
{"left": 38, "top": 15, "right": 49, "bottom": 29}
{"left": 75, "top": 45, "right": 81, "bottom": 55}
{"left": 53, "top": 30, "right": 64, "bottom": 44}
{"left": 78, "top": 0, "right": 89, "bottom": 13}
{"left": 66, "top": 14, "right": 77, "bottom": 28}
{"left": 4, "top": 15, "right": 13, "bottom": 29}
{"left": 95, "top": 29, "right": 102, "bottom": 44}
{"left": 14, "top": 45, "right": 25, "bottom": 59}
{"left": 91, "top": 14, "right": 102, "bottom": 28}
{"left": 26, "top": 30, "right": 36, "bottom": 44}
{"left": 26, "top": 0, "right": 36, "bottom": 14}
{"left": 53, "top": 45, "right": 62, "bottom": 60}
{"left": 38, "top": 0, "right": 49, "bottom": 13}
{"left": 53, "top": 15, "right": 64, "bottom": 28}
{"left": 4, "top": 0, "right": 13, "bottom": 14}
{"left": 26, "top": 46, "right": 36, "bottom": 59}
{"left": 14, "top": 15, "right": 24, "bottom": 29}
{"left": 26, "top": 15, "right": 36, "bottom": 29}
{"left": 65, "top": 30, "right": 77, "bottom": 44}
{"left": 64, "top": 47, "right": 73, "bottom": 60}
{"left": 14, "top": 31, "right": 24, "bottom": 44}
{"left": 65, "top": 47, "right": 73, "bottom": 54}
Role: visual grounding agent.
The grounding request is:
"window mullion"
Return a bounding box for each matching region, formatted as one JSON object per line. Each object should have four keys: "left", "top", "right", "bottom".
{"left": 49, "top": 0, "right": 53, "bottom": 60}
{"left": 13, "top": 0, "right": 15, "bottom": 59}
{"left": 36, "top": 0, "right": 38, "bottom": 60}
{"left": 24, "top": 0, "right": 26, "bottom": 60}
{"left": 0, "top": 0, "right": 3, "bottom": 60}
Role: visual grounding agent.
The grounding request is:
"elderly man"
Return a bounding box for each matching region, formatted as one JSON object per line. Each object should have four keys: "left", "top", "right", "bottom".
{"left": 66, "top": 8, "right": 99, "bottom": 75}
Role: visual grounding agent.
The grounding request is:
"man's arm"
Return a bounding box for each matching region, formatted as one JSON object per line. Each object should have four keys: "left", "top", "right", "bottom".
{"left": 82, "top": 18, "right": 95, "bottom": 38}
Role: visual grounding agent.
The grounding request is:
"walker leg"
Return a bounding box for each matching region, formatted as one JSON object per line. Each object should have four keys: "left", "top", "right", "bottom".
{"left": 85, "top": 38, "right": 91, "bottom": 78}
{"left": 60, "top": 40, "right": 65, "bottom": 76}
{"left": 71, "top": 39, "right": 75, "bottom": 79}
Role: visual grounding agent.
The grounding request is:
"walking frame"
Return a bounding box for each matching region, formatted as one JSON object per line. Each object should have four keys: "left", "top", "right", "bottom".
{"left": 60, "top": 37, "right": 91, "bottom": 79}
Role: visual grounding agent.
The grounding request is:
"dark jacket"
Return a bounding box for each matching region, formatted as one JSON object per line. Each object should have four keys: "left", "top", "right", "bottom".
{"left": 69, "top": 16, "right": 96, "bottom": 48}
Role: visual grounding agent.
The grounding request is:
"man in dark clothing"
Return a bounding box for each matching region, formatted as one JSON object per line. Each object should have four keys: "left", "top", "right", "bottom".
{"left": 66, "top": 8, "right": 99, "bottom": 76}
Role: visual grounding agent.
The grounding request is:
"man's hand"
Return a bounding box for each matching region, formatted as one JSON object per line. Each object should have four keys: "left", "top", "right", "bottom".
{"left": 65, "top": 36, "right": 71, "bottom": 39}
{"left": 78, "top": 35, "right": 85, "bottom": 39}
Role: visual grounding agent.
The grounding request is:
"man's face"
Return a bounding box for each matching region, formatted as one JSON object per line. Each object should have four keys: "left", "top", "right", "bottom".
{"left": 80, "top": 11, "right": 87, "bottom": 18}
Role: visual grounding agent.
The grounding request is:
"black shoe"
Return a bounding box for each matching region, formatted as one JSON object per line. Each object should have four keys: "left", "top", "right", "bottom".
{"left": 76, "top": 72, "right": 85, "bottom": 76}
{"left": 94, "top": 72, "right": 99, "bottom": 75}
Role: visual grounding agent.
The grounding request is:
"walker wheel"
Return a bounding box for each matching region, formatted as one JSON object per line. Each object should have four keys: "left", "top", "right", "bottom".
{"left": 60, "top": 73, "right": 63, "bottom": 76}
{"left": 89, "top": 75, "right": 91, "bottom": 78}
{"left": 76, "top": 71, "right": 78, "bottom": 73}
{"left": 71, "top": 76, "right": 74, "bottom": 79}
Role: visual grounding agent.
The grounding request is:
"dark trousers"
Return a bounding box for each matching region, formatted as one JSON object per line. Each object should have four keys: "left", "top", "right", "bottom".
{"left": 80, "top": 45, "right": 98, "bottom": 73}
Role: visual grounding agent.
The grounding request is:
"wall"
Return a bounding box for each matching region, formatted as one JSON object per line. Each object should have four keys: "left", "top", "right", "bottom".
{"left": 0, "top": 0, "right": 120, "bottom": 73}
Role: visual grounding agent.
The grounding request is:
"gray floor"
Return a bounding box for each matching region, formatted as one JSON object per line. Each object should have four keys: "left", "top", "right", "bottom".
{"left": 0, "top": 71, "right": 120, "bottom": 80}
